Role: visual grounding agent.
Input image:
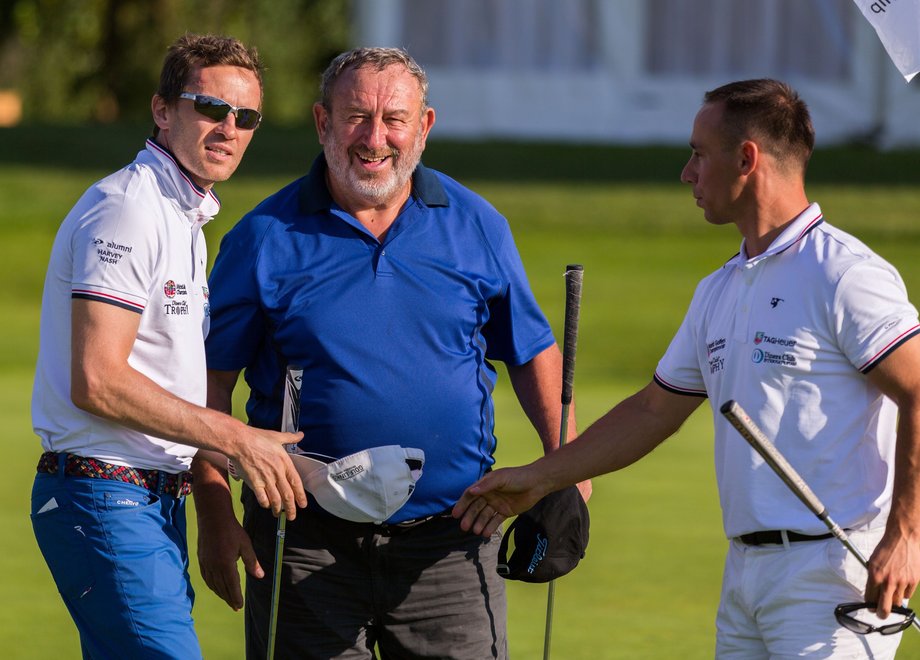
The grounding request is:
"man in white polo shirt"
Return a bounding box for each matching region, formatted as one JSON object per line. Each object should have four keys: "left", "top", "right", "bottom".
{"left": 30, "top": 34, "right": 306, "bottom": 659}
{"left": 454, "top": 79, "right": 920, "bottom": 658}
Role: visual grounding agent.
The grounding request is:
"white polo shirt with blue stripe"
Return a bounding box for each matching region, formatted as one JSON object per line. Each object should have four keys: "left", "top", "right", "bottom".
{"left": 31, "top": 140, "right": 218, "bottom": 473}
{"left": 655, "top": 203, "right": 920, "bottom": 538}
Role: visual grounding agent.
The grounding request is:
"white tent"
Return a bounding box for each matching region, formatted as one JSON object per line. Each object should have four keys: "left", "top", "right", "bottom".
{"left": 353, "top": 0, "right": 920, "bottom": 148}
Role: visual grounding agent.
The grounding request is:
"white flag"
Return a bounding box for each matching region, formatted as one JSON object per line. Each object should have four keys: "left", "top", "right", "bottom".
{"left": 853, "top": 0, "right": 920, "bottom": 82}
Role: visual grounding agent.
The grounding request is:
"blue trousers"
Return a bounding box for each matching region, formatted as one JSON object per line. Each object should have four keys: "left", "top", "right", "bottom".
{"left": 31, "top": 469, "right": 202, "bottom": 659}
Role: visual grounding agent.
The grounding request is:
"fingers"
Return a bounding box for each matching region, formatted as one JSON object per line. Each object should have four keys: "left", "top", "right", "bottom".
{"left": 478, "top": 509, "right": 507, "bottom": 537}
{"left": 204, "top": 563, "right": 244, "bottom": 611}
{"left": 236, "top": 430, "right": 307, "bottom": 518}
{"left": 199, "top": 537, "right": 248, "bottom": 611}
{"left": 453, "top": 492, "right": 507, "bottom": 536}
{"left": 287, "top": 461, "right": 308, "bottom": 510}
{"left": 273, "top": 456, "right": 306, "bottom": 521}
{"left": 240, "top": 538, "right": 264, "bottom": 581}
{"left": 868, "top": 580, "right": 914, "bottom": 619}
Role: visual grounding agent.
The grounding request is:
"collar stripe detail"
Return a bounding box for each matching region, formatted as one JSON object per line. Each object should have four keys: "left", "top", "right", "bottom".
{"left": 72, "top": 289, "right": 145, "bottom": 313}
{"left": 775, "top": 214, "right": 824, "bottom": 256}
{"left": 145, "top": 139, "right": 218, "bottom": 206}
{"left": 859, "top": 324, "right": 920, "bottom": 373}
{"left": 653, "top": 372, "right": 708, "bottom": 398}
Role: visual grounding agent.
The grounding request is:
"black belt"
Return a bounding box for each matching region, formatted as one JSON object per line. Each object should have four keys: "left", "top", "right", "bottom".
{"left": 738, "top": 530, "right": 834, "bottom": 546}
{"left": 242, "top": 483, "right": 452, "bottom": 536}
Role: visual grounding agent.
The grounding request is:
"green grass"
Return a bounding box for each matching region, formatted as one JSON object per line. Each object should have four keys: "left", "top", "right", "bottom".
{"left": 3, "top": 126, "right": 920, "bottom": 658}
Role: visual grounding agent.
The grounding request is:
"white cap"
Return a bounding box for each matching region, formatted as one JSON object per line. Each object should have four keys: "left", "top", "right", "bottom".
{"left": 289, "top": 445, "right": 424, "bottom": 523}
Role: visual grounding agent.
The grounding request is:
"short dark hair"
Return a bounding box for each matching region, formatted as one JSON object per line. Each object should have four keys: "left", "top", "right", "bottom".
{"left": 704, "top": 79, "right": 814, "bottom": 173}
{"left": 319, "top": 47, "right": 428, "bottom": 111}
{"left": 156, "top": 33, "right": 264, "bottom": 104}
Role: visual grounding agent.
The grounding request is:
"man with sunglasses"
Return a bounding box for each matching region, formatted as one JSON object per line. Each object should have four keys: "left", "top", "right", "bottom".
{"left": 193, "top": 47, "right": 588, "bottom": 659}
{"left": 455, "top": 79, "right": 920, "bottom": 659}
{"left": 30, "top": 33, "right": 306, "bottom": 659}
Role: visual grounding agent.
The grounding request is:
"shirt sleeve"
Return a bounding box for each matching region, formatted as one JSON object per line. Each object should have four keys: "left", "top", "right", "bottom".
{"left": 205, "top": 217, "right": 267, "bottom": 371}
{"left": 70, "top": 192, "right": 155, "bottom": 313}
{"left": 654, "top": 287, "right": 708, "bottom": 397}
{"left": 481, "top": 222, "right": 555, "bottom": 366}
{"left": 834, "top": 257, "right": 920, "bottom": 373}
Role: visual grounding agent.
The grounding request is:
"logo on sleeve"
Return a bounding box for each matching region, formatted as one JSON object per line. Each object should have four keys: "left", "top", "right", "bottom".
{"left": 93, "top": 237, "right": 133, "bottom": 265}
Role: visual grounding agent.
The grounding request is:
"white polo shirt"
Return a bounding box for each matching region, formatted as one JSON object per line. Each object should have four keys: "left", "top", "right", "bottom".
{"left": 31, "top": 140, "right": 218, "bottom": 473}
{"left": 655, "top": 203, "right": 920, "bottom": 538}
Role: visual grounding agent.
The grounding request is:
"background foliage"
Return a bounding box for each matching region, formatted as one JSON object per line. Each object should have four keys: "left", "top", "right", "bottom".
{"left": 0, "top": 0, "right": 350, "bottom": 124}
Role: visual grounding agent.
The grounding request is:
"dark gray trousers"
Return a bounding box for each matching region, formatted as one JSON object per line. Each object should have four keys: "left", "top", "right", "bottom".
{"left": 241, "top": 487, "right": 508, "bottom": 660}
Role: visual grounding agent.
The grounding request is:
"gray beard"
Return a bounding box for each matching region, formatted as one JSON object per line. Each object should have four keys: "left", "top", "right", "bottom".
{"left": 324, "top": 131, "right": 424, "bottom": 206}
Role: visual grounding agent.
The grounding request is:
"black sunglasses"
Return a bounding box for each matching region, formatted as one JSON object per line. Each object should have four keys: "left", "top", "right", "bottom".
{"left": 179, "top": 93, "right": 262, "bottom": 130}
{"left": 834, "top": 602, "right": 916, "bottom": 635}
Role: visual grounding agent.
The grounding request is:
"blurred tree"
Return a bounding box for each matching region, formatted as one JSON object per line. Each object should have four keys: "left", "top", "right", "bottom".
{"left": 5, "top": 0, "right": 350, "bottom": 124}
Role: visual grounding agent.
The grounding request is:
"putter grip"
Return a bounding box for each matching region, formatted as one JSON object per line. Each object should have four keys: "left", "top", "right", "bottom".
{"left": 561, "top": 265, "right": 584, "bottom": 406}
{"left": 720, "top": 400, "right": 828, "bottom": 520}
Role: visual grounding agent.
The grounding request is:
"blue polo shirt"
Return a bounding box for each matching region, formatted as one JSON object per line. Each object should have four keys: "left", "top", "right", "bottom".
{"left": 206, "top": 155, "right": 554, "bottom": 521}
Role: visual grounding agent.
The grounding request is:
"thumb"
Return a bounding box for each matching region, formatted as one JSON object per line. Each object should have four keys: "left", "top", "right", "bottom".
{"left": 280, "top": 430, "right": 304, "bottom": 446}
{"left": 240, "top": 538, "right": 264, "bottom": 580}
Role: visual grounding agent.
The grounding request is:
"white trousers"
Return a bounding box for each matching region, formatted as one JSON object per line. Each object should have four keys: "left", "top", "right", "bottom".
{"left": 716, "top": 528, "right": 904, "bottom": 659}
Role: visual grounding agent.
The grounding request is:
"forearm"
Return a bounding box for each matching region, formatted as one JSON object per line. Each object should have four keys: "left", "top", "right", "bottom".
{"left": 507, "top": 345, "right": 577, "bottom": 453}
{"left": 70, "top": 299, "right": 252, "bottom": 458}
{"left": 886, "top": 398, "right": 920, "bottom": 540}
{"left": 73, "top": 364, "right": 251, "bottom": 457}
{"left": 192, "top": 455, "right": 237, "bottom": 519}
{"left": 532, "top": 383, "right": 690, "bottom": 492}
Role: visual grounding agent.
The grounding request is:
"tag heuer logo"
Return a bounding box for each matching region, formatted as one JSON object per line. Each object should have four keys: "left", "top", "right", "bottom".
{"left": 754, "top": 332, "right": 764, "bottom": 345}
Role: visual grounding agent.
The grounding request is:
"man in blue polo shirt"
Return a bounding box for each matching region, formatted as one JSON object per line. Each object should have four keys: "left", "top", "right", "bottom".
{"left": 192, "top": 47, "right": 588, "bottom": 659}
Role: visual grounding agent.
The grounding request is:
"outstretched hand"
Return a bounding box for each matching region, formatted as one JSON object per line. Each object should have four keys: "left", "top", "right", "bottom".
{"left": 452, "top": 465, "right": 549, "bottom": 537}
{"left": 232, "top": 429, "right": 307, "bottom": 520}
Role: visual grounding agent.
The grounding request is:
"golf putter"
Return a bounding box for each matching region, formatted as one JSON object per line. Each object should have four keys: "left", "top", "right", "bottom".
{"left": 544, "top": 265, "right": 584, "bottom": 660}
{"left": 267, "top": 365, "right": 304, "bottom": 660}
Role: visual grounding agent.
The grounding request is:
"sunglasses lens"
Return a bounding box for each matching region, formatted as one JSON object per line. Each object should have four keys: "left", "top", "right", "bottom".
{"left": 184, "top": 94, "right": 261, "bottom": 129}
{"left": 235, "top": 108, "right": 261, "bottom": 130}
{"left": 193, "top": 97, "right": 232, "bottom": 121}
{"left": 880, "top": 616, "right": 913, "bottom": 635}
{"left": 835, "top": 602, "right": 915, "bottom": 635}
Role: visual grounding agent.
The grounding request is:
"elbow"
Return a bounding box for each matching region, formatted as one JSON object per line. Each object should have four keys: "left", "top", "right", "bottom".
{"left": 70, "top": 367, "right": 110, "bottom": 416}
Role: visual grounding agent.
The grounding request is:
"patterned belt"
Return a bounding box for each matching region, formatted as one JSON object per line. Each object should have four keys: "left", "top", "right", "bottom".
{"left": 37, "top": 451, "right": 193, "bottom": 497}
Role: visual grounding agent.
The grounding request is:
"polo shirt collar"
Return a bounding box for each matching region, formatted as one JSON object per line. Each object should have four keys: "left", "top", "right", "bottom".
{"left": 299, "top": 153, "right": 449, "bottom": 215}
{"left": 730, "top": 202, "right": 824, "bottom": 267}
{"left": 142, "top": 139, "right": 221, "bottom": 224}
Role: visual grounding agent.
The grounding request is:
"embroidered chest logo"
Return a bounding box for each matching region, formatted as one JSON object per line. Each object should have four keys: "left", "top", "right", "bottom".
{"left": 707, "top": 337, "right": 727, "bottom": 374}
{"left": 751, "top": 331, "right": 797, "bottom": 366}
{"left": 163, "top": 279, "right": 189, "bottom": 315}
{"left": 770, "top": 297, "right": 784, "bottom": 308}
